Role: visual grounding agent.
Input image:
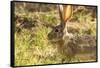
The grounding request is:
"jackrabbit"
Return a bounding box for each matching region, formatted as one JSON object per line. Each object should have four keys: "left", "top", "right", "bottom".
{"left": 48, "top": 5, "right": 73, "bottom": 42}
{"left": 47, "top": 5, "right": 96, "bottom": 62}
{"left": 48, "top": 5, "right": 75, "bottom": 61}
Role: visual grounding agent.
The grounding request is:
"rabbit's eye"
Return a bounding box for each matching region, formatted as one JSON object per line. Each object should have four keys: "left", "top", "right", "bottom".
{"left": 55, "top": 29, "right": 59, "bottom": 32}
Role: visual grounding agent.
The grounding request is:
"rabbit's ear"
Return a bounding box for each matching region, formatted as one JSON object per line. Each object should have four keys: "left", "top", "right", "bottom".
{"left": 59, "top": 5, "right": 73, "bottom": 24}
{"left": 63, "top": 5, "right": 73, "bottom": 23}
{"left": 58, "top": 5, "right": 64, "bottom": 23}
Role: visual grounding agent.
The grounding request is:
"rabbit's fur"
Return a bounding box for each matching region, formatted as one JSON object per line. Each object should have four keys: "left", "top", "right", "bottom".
{"left": 47, "top": 5, "right": 96, "bottom": 61}
{"left": 48, "top": 25, "right": 96, "bottom": 60}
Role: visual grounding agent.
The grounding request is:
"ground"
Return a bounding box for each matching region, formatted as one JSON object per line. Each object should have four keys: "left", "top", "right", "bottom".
{"left": 13, "top": 2, "right": 97, "bottom": 66}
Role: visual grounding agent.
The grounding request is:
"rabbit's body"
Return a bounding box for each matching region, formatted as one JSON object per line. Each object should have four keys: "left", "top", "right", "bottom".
{"left": 48, "top": 27, "right": 96, "bottom": 60}
{"left": 47, "top": 5, "right": 96, "bottom": 61}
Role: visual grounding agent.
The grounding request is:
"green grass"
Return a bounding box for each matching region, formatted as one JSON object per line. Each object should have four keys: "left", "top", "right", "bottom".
{"left": 14, "top": 3, "right": 96, "bottom": 66}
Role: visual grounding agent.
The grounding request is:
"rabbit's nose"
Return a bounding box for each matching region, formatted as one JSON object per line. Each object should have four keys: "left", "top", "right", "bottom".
{"left": 47, "top": 32, "right": 54, "bottom": 40}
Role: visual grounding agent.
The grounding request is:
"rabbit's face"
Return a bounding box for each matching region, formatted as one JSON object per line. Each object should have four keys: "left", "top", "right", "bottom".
{"left": 48, "top": 24, "right": 64, "bottom": 42}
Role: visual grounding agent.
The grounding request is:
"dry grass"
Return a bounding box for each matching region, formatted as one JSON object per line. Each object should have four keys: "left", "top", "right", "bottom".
{"left": 14, "top": 2, "right": 97, "bottom": 66}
